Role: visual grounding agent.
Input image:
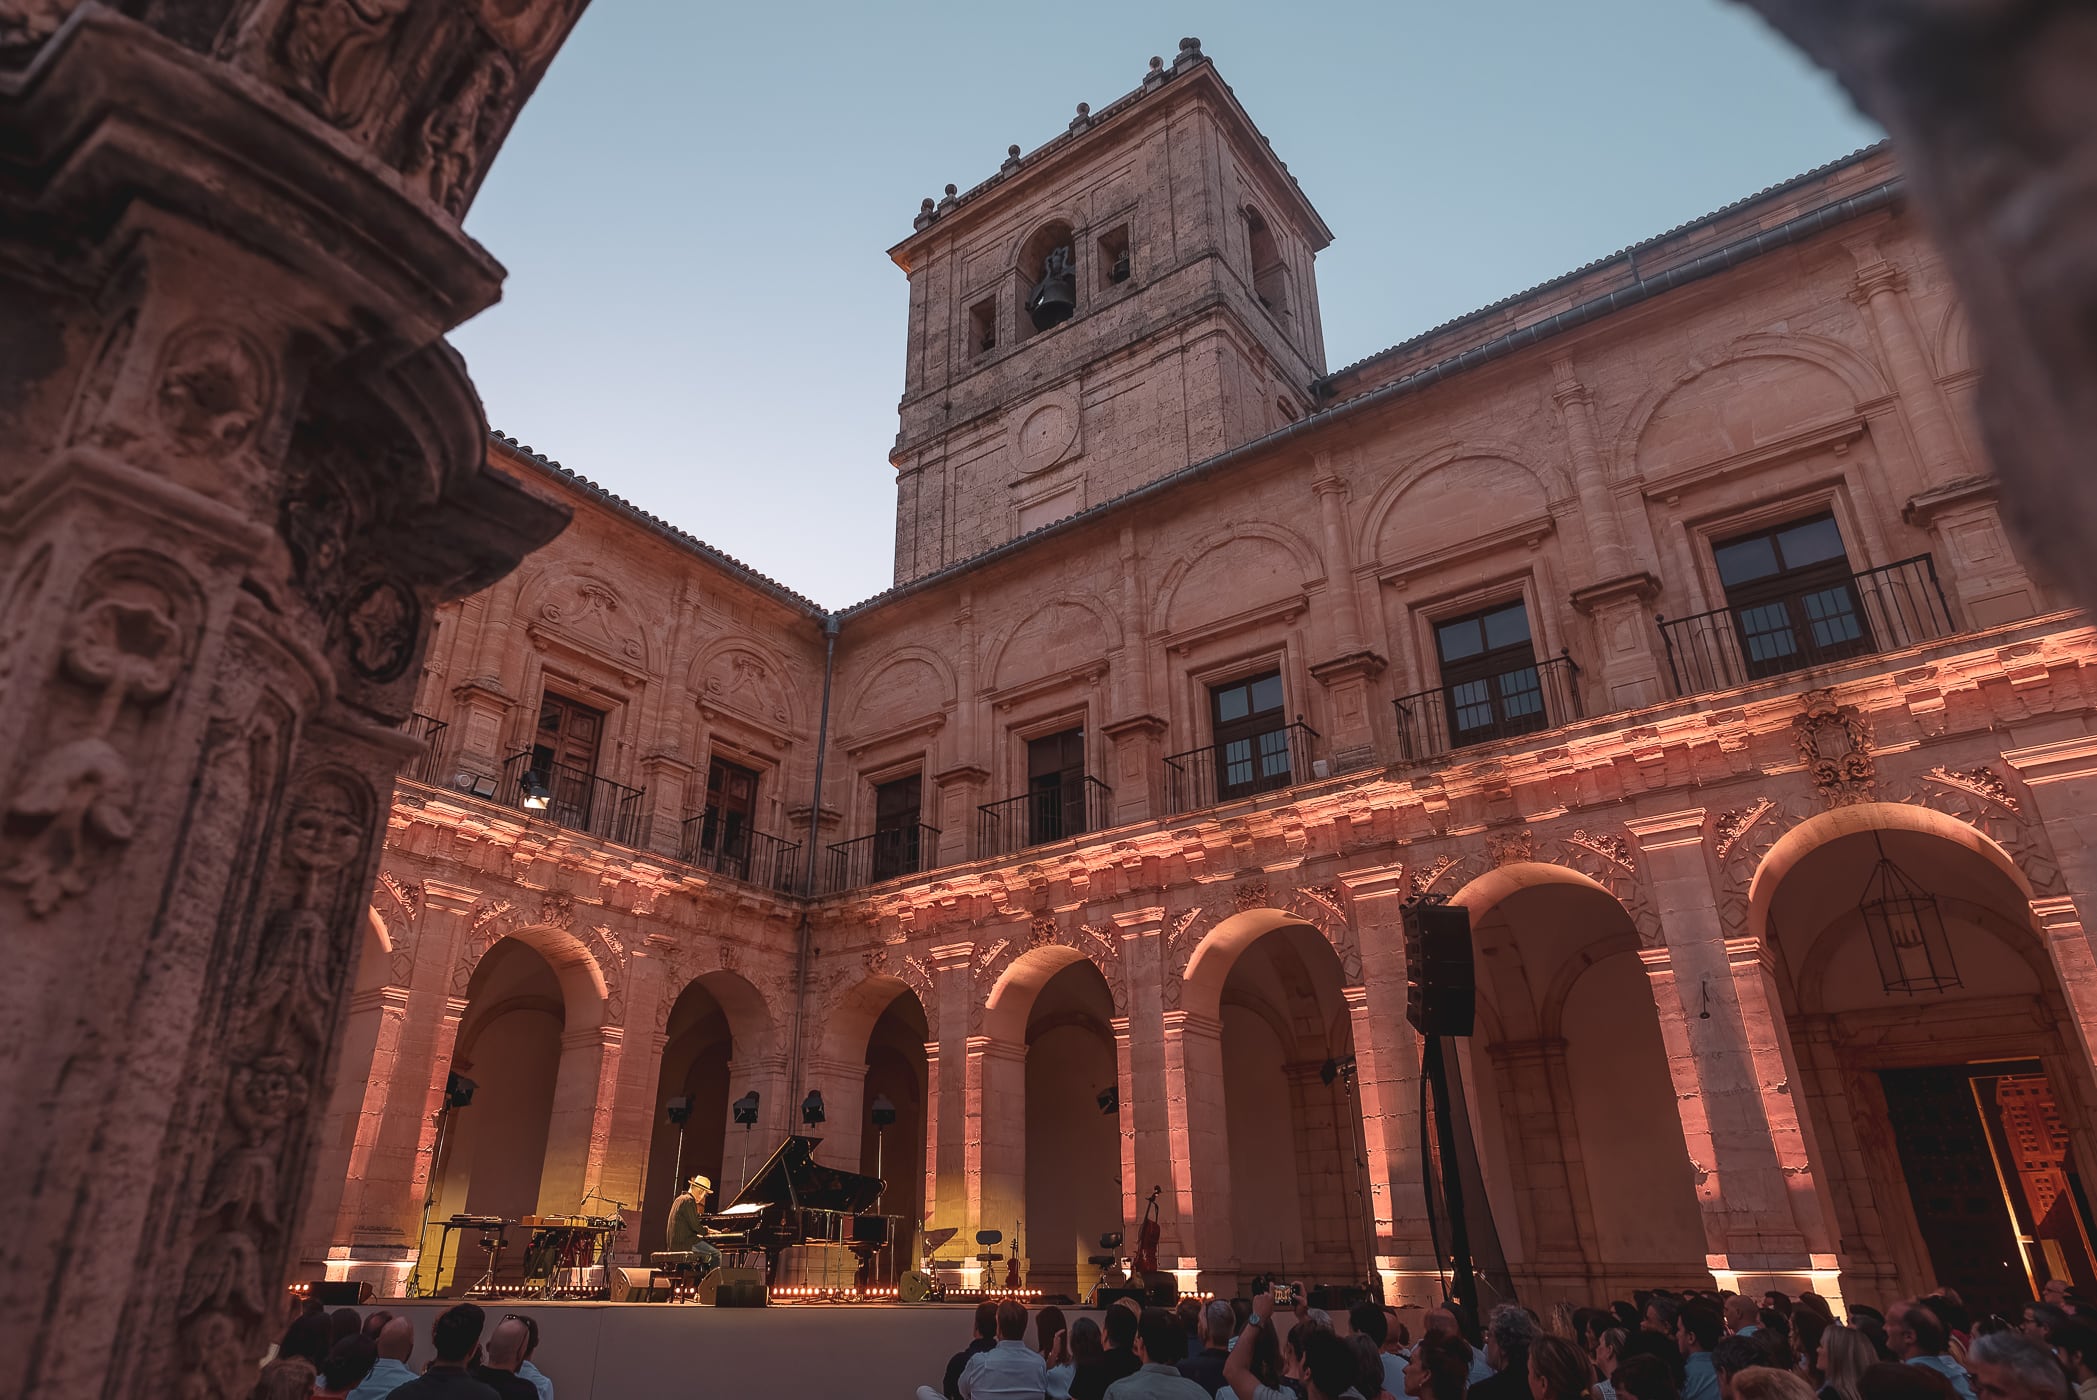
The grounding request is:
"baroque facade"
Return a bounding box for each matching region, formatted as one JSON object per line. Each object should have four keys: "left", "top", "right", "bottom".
{"left": 308, "top": 44, "right": 2097, "bottom": 1317}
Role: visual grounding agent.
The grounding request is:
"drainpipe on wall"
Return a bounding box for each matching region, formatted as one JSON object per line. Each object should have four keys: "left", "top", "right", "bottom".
{"left": 784, "top": 612, "right": 841, "bottom": 1119}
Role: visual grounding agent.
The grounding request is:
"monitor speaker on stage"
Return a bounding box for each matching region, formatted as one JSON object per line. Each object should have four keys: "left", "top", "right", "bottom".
{"left": 708, "top": 1267, "right": 767, "bottom": 1308}
{"left": 1403, "top": 897, "right": 1474, "bottom": 1037}
{"left": 308, "top": 1281, "right": 369, "bottom": 1306}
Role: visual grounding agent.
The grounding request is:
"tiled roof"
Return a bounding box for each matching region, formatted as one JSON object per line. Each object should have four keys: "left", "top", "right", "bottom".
{"left": 1325, "top": 140, "right": 1892, "bottom": 382}
{"left": 488, "top": 433, "right": 829, "bottom": 618}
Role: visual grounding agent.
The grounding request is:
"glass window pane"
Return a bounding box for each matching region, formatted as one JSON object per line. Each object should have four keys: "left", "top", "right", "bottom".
{"left": 1737, "top": 601, "right": 1797, "bottom": 663}
{"left": 1498, "top": 666, "right": 1543, "bottom": 719}
{"left": 1450, "top": 678, "right": 1494, "bottom": 734}
{"left": 1802, "top": 587, "right": 1863, "bottom": 647}
{"left": 1714, "top": 535, "right": 1779, "bottom": 586}
{"left": 1223, "top": 738, "right": 1253, "bottom": 788}
{"left": 1250, "top": 673, "right": 1284, "bottom": 714}
{"left": 1437, "top": 618, "right": 1483, "bottom": 661}
{"left": 1257, "top": 728, "right": 1291, "bottom": 780}
{"left": 1483, "top": 603, "right": 1531, "bottom": 651}
{"left": 1776, "top": 515, "right": 1846, "bottom": 568}
{"left": 1215, "top": 685, "right": 1248, "bottom": 722}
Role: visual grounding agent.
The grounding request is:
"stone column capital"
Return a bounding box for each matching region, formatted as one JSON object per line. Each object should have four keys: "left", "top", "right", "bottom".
{"left": 420, "top": 880, "right": 484, "bottom": 913}
{"left": 1311, "top": 474, "right": 1350, "bottom": 500}
{"left": 1338, "top": 867, "right": 1411, "bottom": 902}
{"left": 1111, "top": 906, "right": 1168, "bottom": 937}
{"left": 929, "top": 941, "right": 977, "bottom": 971}
{"left": 2004, "top": 735, "right": 2097, "bottom": 786}
{"left": 1626, "top": 809, "right": 1709, "bottom": 852}
{"left": 1161, "top": 1008, "right": 1223, "bottom": 1038}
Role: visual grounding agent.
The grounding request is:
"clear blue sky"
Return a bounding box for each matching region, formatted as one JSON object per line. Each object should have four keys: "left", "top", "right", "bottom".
{"left": 452, "top": 1, "right": 1878, "bottom": 610}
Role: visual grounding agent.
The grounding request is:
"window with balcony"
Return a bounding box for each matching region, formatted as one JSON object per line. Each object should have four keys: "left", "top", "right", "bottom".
{"left": 498, "top": 689, "right": 644, "bottom": 844}
{"left": 1711, "top": 513, "right": 1871, "bottom": 679}
{"left": 1212, "top": 671, "right": 1290, "bottom": 799}
{"left": 698, "top": 755, "right": 757, "bottom": 858}
{"left": 978, "top": 726, "right": 1110, "bottom": 858}
{"left": 871, "top": 774, "right": 925, "bottom": 881}
{"left": 1394, "top": 599, "right": 1582, "bottom": 760}
{"left": 1437, "top": 601, "right": 1548, "bottom": 747}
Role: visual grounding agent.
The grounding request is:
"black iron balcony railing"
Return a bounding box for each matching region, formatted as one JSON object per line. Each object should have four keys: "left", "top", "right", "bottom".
{"left": 1393, "top": 651, "right": 1583, "bottom": 761}
{"left": 1658, "top": 554, "right": 1955, "bottom": 697}
{"left": 681, "top": 816, "right": 800, "bottom": 893}
{"left": 399, "top": 712, "right": 450, "bottom": 786}
{"left": 825, "top": 823, "right": 943, "bottom": 892}
{"left": 977, "top": 776, "right": 1113, "bottom": 859}
{"left": 497, "top": 749, "right": 646, "bottom": 846}
{"left": 1164, "top": 720, "right": 1320, "bottom": 815}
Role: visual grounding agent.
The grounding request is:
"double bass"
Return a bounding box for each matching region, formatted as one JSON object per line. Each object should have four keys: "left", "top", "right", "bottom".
{"left": 1133, "top": 1185, "right": 1162, "bottom": 1276}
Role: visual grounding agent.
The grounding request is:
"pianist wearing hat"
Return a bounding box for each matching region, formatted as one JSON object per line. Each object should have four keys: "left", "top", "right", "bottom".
{"left": 666, "top": 1174, "right": 723, "bottom": 1278}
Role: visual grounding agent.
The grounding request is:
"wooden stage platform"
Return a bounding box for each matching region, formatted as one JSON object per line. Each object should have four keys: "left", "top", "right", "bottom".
{"left": 367, "top": 1298, "right": 1036, "bottom": 1399}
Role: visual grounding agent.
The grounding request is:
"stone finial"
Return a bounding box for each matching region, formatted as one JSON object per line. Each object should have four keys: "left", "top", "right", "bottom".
{"left": 1143, "top": 55, "right": 1167, "bottom": 88}
{"left": 936, "top": 182, "right": 959, "bottom": 213}
{"left": 914, "top": 196, "right": 937, "bottom": 230}
{"left": 1001, "top": 143, "right": 1022, "bottom": 172}
{"left": 1175, "top": 35, "right": 1204, "bottom": 69}
{"left": 1069, "top": 101, "right": 1092, "bottom": 133}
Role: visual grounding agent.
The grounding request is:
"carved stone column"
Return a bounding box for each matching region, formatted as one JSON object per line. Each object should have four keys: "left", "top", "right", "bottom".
{"left": 1626, "top": 811, "right": 1834, "bottom": 1295}
{"left": 0, "top": 9, "right": 577, "bottom": 1395}
{"left": 967, "top": 1036, "right": 1029, "bottom": 1274}
{"left": 1339, "top": 872, "right": 1441, "bottom": 1301}
{"left": 1113, "top": 908, "right": 1184, "bottom": 1274}
{"left": 922, "top": 943, "right": 977, "bottom": 1246}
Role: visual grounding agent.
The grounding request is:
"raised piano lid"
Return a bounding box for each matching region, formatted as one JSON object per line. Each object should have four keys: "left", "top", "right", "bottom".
{"left": 722, "top": 1134, "right": 885, "bottom": 1215}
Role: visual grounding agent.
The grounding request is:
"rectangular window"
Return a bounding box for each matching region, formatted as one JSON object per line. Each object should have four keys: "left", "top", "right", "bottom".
{"left": 970, "top": 298, "right": 997, "bottom": 355}
{"left": 1026, "top": 728, "right": 1087, "bottom": 844}
{"left": 1434, "top": 601, "right": 1546, "bottom": 747}
{"left": 871, "top": 774, "right": 924, "bottom": 881}
{"left": 528, "top": 691, "right": 605, "bottom": 828}
{"left": 1713, "top": 512, "right": 1871, "bottom": 678}
{"left": 1209, "top": 670, "right": 1291, "bottom": 800}
{"left": 699, "top": 756, "right": 760, "bottom": 872}
{"left": 1097, "top": 225, "right": 1131, "bottom": 289}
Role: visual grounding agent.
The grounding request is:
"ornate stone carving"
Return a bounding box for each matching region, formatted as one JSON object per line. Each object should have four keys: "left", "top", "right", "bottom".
{"left": 863, "top": 944, "right": 889, "bottom": 975}
{"left": 413, "top": 46, "right": 515, "bottom": 216}
{"left": 1712, "top": 799, "right": 1776, "bottom": 860}
{"left": 1792, "top": 689, "right": 1875, "bottom": 806}
{"left": 274, "top": 0, "right": 412, "bottom": 135}
{"left": 1231, "top": 879, "right": 1269, "bottom": 910}
{"left": 5, "top": 555, "right": 197, "bottom": 915}
{"left": 1927, "top": 765, "right": 2019, "bottom": 813}
{"left": 1409, "top": 854, "right": 1459, "bottom": 894}
{"left": 177, "top": 771, "right": 373, "bottom": 1397}
{"left": 342, "top": 577, "right": 417, "bottom": 681}
{"left": 1565, "top": 828, "right": 1633, "bottom": 869}
{"left": 1028, "top": 914, "right": 1058, "bottom": 947}
{"left": 1486, "top": 828, "right": 1534, "bottom": 866}
{"left": 155, "top": 323, "right": 270, "bottom": 457}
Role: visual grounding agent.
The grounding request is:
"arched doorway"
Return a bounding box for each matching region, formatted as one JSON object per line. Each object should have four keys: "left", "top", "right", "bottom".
{"left": 1021, "top": 959, "right": 1120, "bottom": 1299}
{"left": 1211, "top": 922, "right": 1368, "bottom": 1286}
{"left": 859, "top": 990, "right": 928, "bottom": 1282}
{"left": 639, "top": 978, "right": 735, "bottom": 1257}
{"left": 1752, "top": 807, "right": 2097, "bottom": 1315}
{"left": 1454, "top": 865, "right": 1708, "bottom": 1304}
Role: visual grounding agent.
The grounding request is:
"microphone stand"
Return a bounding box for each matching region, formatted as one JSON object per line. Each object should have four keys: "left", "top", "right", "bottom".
{"left": 408, "top": 1099, "right": 455, "bottom": 1299}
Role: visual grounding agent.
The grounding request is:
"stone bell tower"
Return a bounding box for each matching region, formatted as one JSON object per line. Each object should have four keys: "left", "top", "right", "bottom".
{"left": 887, "top": 39, "right": 1333, "bottom": 584}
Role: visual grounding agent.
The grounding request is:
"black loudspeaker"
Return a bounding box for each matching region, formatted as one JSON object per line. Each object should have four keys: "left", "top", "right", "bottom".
{"left": 709, "top": 1267, "right": 768, "bottom": 1308}
{"left": 853, "top": 1214, "right": 889, "bottom": 1245}
{"left": 1404, "top": 897, "right": 1474, "bottom": 1037}
{"left": 308, "top": 1281, "right": 369, "bottom": 1306}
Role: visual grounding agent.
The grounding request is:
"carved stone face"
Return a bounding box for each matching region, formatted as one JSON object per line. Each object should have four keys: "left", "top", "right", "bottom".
{"left": 285, "top": 786, "right": 364, "bottom": 875}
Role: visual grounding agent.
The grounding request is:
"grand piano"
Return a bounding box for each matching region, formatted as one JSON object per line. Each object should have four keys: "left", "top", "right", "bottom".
{"left": 701, "top": 1135, "right": 895, "bottom": 1284}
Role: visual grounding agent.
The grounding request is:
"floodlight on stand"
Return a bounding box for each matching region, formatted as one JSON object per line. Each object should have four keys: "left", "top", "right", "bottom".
{"left": 801, "top": 1089, "right": 826, "bottom": 1126}
{"left": 870, "top": 1093, "right": 897, "bottom": 1127}
{"left": 732, "top": 1091, "right": 760, "bottom": 1126}
{"left": 520, "top": 770, "right": 552, "bottom": 811}
{"left": 444, "top": 1071, "right": 477, "bottom": 1109}
{"left": 1859, "top": 829, "right": 1961, "bottom": 995}
{"left": 665, "top": 1095, "right": 692, "bottom": 1126}
{"left": 1096, "top": 1086, "right": 1119, "bottom": 1115}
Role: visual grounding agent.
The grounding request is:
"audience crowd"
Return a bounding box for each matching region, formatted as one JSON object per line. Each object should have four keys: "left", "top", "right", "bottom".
{"left": 906, "top": 1276, "right": 2088, "bottom": 1400}
{"left": 245, "top": 1273, "right": 2088, "bottom": 1400}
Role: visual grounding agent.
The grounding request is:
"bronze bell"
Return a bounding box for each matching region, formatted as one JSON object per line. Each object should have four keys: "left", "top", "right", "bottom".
{"left": 1026, "top": 245, "right": 1077, "bottom": 330}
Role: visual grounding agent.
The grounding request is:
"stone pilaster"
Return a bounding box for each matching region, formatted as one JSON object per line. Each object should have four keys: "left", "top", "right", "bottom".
{"left": 1113, "top": 908, "right": 1183, "bottom": 1274}
{"left": 922, "top": 943, "right": 978, "bottom": 1248}
{"left": 1846, "top": 241, "right": 1968, "bottom": 491}
{"left": 1626, "top": 810, "right": 1833, "bottom": 1292}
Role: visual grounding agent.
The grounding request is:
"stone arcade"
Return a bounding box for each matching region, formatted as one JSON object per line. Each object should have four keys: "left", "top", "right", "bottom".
{"left": 316, "top": 44, "right": 2097, "bottom": 1322}
{"left": 4, "top": 9, "right": 2097, "bottom": 1400}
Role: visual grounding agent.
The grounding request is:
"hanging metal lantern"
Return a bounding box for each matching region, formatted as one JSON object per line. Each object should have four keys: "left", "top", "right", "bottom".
{"left": 1859, "top": 830, "right": 1961, "bottom": 995}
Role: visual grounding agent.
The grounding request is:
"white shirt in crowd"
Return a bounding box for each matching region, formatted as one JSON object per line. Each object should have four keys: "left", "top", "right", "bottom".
{"left": 345, "top": 1356, "right": 417, "bottom": 1400}
{"left": 519, "top": 1358, "right": 554, "bottom": 1400}
{"left": 960, "top": 1339, "right": 1052, "bottom": 1400}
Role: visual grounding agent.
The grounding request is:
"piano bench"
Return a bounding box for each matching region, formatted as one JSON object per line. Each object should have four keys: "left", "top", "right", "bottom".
{"left": 649, "top": 1252, "right": 701, "bottom": 1302}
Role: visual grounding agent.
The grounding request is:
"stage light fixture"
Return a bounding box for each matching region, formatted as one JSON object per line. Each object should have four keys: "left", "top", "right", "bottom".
{"left": 870, "top": 1093, "right": 897, "bottom": 1127}
{"left": 732, "top": 1091, "right": 760, "bottom": 1125}
{"left": 801, "top": 1090, "right": 826, "bottom": 1126}
{"left": 665, "top": 1095, "right": 693, "bottom": 1126}
{"left": 444, "top": 1071, "right": 477, "bottom": 1109}
{"left": 1096, "top": 1086, "right": 1119, "bottom": 1115}
{"left": 520, "top": 771, "right": 552, "bottom": 811}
